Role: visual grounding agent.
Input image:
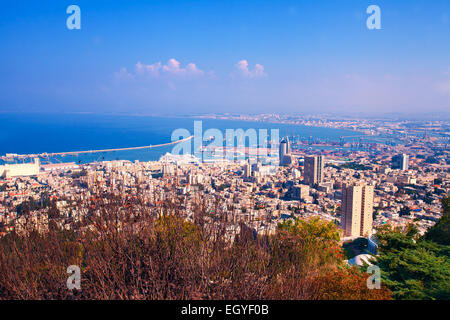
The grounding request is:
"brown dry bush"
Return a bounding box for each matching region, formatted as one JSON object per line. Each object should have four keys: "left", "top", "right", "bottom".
{"left": 0, "top": 191, "right": 391, "bottom": 300}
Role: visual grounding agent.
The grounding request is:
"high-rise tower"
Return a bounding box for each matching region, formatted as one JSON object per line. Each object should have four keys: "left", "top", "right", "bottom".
{"left": 279, "top": 137, "right": 292, "bottom": 166}
{"left": 341, "top": 183, "right": 374, "bottom": 238}
{"left": 391, "top": 154, "right": 409, "bottom": 171}
{"left": 304, "top": 155, "right": 324, "bottom": 185}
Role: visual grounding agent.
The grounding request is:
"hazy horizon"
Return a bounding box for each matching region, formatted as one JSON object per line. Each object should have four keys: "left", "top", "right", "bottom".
{"left": 1, "top": 110, "right": 449, "bottom": 121}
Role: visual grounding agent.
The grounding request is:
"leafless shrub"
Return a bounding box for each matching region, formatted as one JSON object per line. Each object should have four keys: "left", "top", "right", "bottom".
{"left": 0, "top": 189, "right": 391, "bottom": 300}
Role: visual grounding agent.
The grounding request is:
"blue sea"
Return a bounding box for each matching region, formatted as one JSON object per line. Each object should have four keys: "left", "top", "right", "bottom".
{"left": 0, "top": 113, "right": 380, "bottom": 164}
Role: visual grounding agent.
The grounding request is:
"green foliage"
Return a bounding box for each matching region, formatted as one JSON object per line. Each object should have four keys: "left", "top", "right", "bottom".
{"left": 274, "top": 217, "right": 343, "bottom": 271}
{"left": 374, "top": 198, "right": 450, "bottom": 300}
{"left": 425, "top": 195, "right": 450, "bottom": 246}
{"left": 377, "top": 240, "right": 450, "bottom": 300}
{"left": 443, "top": 196, "right": 450, "bottom": 214}
{"left": 278, "top": 217, "right": 341, "bottom": 242}
{"left": 338, "top": 162, "right": 372, "bottom": 171}
{"left": 343, "top": 238, "right": 368, "bottom": 259}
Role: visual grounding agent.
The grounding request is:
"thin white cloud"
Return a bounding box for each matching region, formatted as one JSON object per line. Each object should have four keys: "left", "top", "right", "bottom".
{"left": 113, "top": 67, "right": 134, "bottom": 81}
{"left": 135, "top": 61, "right": 161, "bottom": 76}
{"left": 116, "top": 58, "right": 267, "bottom": 85}
{"left": 234, "top": 60, "right": 267, "bottom": 78}
{"left": 163, "top": 58, "right": 204, "bottom": 76}
{"left": 134, "top": 59, "right": 204, "bottom": 78}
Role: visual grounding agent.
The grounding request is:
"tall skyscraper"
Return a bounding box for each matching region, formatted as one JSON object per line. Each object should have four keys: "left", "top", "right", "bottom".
{"left": 279, "top": 137, "right": 292, "bottom": 166}
{"left": 304, "top": 155, "right": 324, "bottom": 185}
{"left": 391, "top": 153, "right": 409, "bottom": 171}
{"left": 243, "top": 161, "right": 252, "bottom": 178}
{"left": 341, "top": 183, "right": 374, "bottom": 238}
{"left": 279, "top": 138, "right": 287, "bottom": 157}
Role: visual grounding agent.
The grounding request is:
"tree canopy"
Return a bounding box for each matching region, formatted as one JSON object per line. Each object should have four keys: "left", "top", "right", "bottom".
{"left": 374, "top": 195, "right": 450, "bottom": 300}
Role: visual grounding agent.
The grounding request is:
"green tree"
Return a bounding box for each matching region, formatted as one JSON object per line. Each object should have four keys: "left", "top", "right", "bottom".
{"left": 275, "top": 217, "right": 343, "bottom": 271}
{"left": 374, "top": 200, "right": 450, "bottom": 300}
{"left": 425, "top": 195, "right": 450, "bottom": 246}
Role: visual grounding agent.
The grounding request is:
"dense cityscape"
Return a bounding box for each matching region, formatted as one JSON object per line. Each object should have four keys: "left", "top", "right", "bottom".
{"left": 1, "top": 116, "right": 448, "bottom": 254}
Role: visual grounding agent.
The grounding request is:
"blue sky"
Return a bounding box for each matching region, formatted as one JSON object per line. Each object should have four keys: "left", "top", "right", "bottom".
{"left": 0, "top": 0, "right": 449, "bottom": 115}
